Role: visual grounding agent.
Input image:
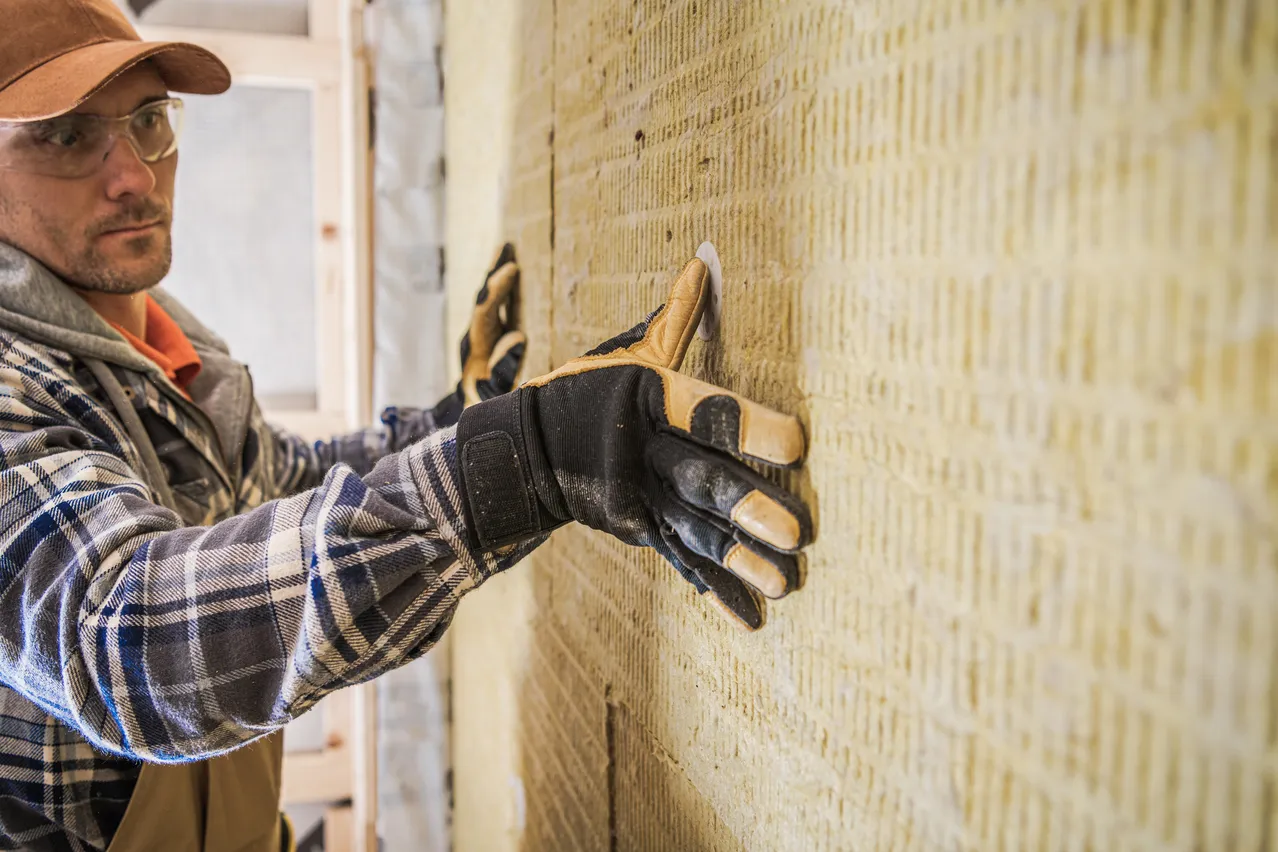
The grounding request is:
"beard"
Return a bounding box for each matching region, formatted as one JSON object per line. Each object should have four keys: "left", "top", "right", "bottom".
{"left": 64, "top": 198, "right": 174, "bottom": 295}
{"left": 69, "top": 232, "right": 172, "bottom": 294}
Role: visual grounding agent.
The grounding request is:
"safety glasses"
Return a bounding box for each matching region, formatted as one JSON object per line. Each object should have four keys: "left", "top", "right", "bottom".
{"left": 0, "top": 97, "right": 184, "bottom": 179}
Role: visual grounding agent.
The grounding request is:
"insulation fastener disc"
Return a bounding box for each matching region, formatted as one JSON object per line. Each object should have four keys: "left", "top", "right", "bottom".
{"left": 695, "top": 241, "right": 724, "bottom": 341}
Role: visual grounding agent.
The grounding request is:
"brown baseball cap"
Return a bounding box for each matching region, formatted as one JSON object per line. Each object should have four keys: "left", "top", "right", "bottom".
{"left": 0, "top": 0, "right": 231, "bottom": 122}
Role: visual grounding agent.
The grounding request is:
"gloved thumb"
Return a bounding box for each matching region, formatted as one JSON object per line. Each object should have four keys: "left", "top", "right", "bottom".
{"left": 577, "top": 258, "right": 711, "bottom": 372}
{"left": 630, "top": 258, "right": 711, "bottom": 371}
{"left": 470, "top": 260, "right": 519, "bottom": 346}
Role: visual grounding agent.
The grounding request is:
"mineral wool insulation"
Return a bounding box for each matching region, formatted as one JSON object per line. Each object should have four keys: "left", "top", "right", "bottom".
{"left": 444, "top": 1, "right": 1278, "bottom": 850}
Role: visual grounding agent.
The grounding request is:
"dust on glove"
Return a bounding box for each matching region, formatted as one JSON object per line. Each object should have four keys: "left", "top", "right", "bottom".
{"left": 432, "top": 243, "right": 528, "bottom": 426}
{"left": 455, "top": 256, "right": 813, "bottom": 630}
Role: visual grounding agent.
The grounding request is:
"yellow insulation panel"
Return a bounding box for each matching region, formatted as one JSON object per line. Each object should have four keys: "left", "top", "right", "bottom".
{"left": 446, "top": 1, "right": 1278, "bottom": 849}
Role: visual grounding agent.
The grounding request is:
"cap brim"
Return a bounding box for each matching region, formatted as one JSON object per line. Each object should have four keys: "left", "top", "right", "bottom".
{"left": 0, "top": 40, "right": 231, "bottom": 122}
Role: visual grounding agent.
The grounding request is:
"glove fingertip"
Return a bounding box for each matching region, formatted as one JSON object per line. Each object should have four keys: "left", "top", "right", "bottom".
{"left": 705, "top": 589, "right": 765, "bottom": 632}
{"left": 729, "top": 488, "right": 810, "bottom": 552}
{"left": 664, "top": 534, "right": 767, "bottom": 630}
{"left": 686, "top": 393, "right": 806, "bottom": 468}
{"left": 487, "top": 243, "right": 517, "bottom": 277}
{"left": 724, "top": 540, "right": 797, "bottom": 600}
{"left": 497, "top": 242, "right": 517, "bottom": 268}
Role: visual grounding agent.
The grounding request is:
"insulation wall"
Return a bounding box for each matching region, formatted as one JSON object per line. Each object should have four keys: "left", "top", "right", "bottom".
{"left": 445, "top": 2, "right": 1278, "bottom": 850}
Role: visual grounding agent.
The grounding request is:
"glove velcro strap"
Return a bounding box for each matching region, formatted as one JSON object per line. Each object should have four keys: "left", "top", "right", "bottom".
{"left": 456, "top": 390, "right": 545, "bottom": 550}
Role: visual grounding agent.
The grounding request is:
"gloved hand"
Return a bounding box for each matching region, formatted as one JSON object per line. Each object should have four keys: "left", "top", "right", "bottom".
{"left": 455, "top": 256, "right": 813, "bottom": 630}
{"left": 432, "top": 244, "right": 527, "bottom": 427}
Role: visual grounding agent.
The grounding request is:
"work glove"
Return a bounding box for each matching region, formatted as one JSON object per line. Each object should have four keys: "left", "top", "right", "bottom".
{"left": 432, "top": 244, "right": 527, "bottom": 427}
{"left": 455, "top": 257, "right": 813, "bottom": 630}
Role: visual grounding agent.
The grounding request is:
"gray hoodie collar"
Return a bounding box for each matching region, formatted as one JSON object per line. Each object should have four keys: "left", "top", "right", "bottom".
{"left": 0, "top": 242, "right": 256, "bottom": 468}
{"left": 0, "top": 241, "right": 232, "bottom": 370}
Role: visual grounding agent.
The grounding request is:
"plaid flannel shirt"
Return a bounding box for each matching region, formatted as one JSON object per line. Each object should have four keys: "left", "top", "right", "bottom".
{"left": 0, "top": 328, "right": 537, "bottom": 851}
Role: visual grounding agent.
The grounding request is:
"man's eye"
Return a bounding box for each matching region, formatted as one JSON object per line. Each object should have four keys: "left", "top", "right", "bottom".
{"left": 137, "top": 111, "right": 164, "bottom": 130}
{"left": 39, "top": 128, "right": 81, "bottom": 148}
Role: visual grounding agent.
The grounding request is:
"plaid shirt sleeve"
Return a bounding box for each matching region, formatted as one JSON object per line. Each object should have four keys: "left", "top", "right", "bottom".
{"left": 0, "top": 344, "right": 539, "bottom": 764}
{"left": 270, "top": 406, "right": 443, "bottom": 495}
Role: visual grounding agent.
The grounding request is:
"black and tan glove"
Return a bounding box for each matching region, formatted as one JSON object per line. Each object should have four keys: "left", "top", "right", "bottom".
{"left": 455, "top": 256, "right": 813, "bottom": 630}
{"left": 432, "top": 244, "right": 527, "bottom": 427}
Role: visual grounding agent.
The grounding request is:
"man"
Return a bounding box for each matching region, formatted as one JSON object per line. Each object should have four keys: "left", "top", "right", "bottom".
{"left": 0, "top": 1, "right": 814, "bottom": 850}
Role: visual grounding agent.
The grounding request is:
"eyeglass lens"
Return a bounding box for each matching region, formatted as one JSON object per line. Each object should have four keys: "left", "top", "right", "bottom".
{"left": 0, "top": 99, "right": 183, "bottom": 179}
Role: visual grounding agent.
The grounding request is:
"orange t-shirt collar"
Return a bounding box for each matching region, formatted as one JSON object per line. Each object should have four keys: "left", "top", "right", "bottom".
{"left": 108, "top": 296, "right": 203, "bottom": 394}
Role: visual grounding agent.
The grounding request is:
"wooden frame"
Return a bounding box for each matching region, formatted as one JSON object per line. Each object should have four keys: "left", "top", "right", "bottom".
{"left": 129, "top": 27, "right": 338, "bottom": 86}
{"left": 142, "top": 0, "right": 374, "bottom": 438}
{"left": 140, "top": 2, "right": 377, "bottom": 848}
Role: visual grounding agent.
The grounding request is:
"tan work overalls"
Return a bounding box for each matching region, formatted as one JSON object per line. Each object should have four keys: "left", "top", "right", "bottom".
{"left": 105, "top": 732, "right": 286, "bottom": 851}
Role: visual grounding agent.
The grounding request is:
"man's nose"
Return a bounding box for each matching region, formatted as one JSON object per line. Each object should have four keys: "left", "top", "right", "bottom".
{"left": 100, "top": 136, "right": 157, "bottom": 199}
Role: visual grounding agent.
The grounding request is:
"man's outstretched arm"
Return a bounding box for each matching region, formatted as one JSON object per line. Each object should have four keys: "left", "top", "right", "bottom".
{"left": 0, "top": 249, "right": 811, "bottom": 765}
{"left": 0, "top": 338, "right": 538, "bottom": 763}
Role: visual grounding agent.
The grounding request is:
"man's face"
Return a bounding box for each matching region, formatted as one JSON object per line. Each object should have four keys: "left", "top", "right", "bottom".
{"left": 0, "top": 64, "right": 177, "bottom": 294}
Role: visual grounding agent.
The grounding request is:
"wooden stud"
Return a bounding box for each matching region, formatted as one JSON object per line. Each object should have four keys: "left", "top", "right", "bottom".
{"left": 312, "top": 75, "right": 349, "bottom": 424}
{"left": 339, "top": 0, "right": 375, "bottom": 428}
{"left": 281, "top": 747, "right": 353, "bottom": 805}
{"left": 350, "top": 685, "right": 378, "bottom": 852}
{"left": 338, "top": 4, "right": 377, "bottom": 844}
{"left": 281, "top": 688, "right": 353, "bottom": 805}
{"left": 324, "top": 805, "right": 353, "bottom": 852}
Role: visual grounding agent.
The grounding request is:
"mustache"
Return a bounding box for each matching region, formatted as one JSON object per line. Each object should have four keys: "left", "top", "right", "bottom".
{"left": 93, "top": 201, "right": 171, "bottom": 236}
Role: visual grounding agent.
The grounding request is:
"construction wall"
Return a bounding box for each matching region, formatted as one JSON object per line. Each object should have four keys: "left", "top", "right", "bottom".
{"left": 446, "top": 2, "right": 1277, "bottom": 850}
